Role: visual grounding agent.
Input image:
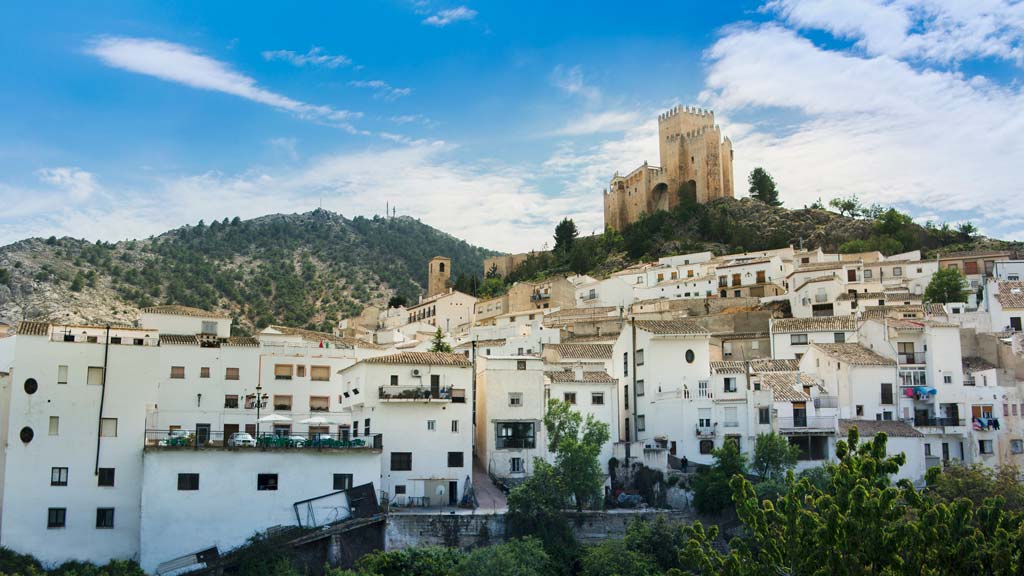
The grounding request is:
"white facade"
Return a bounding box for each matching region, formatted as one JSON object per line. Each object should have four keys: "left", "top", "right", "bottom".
{"left": 475, "top": 357, "right": 547, "bottom": 483}
{"left": 544, "top": 367, "right": 620, "bottom": 473}
{"left": 770, "top": 316, "right": 858, "bottom": 360}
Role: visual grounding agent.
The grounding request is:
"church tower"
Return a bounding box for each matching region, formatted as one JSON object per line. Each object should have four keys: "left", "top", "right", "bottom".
{"left": 427, "top": 256, "right": 451, "bottom": 298}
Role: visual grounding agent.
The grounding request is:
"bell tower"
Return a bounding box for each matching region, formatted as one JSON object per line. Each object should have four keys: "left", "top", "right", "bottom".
{"left": 427, "top": 256, "right": 451, "bottom": 298}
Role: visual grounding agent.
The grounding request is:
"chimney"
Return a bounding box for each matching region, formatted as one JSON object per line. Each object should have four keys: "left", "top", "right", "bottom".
{"left": 574, "top": 365, "right": 584, "bottom": 381}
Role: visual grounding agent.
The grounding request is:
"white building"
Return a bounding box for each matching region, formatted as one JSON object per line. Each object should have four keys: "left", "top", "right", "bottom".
{"left": 986, "top": 280, "right": 1024, "bottom": 332}
{"left": 770, "top": 316, "right": 858, "bottom": 360}
{"left": 406, "top": 289, "right": 477, "bottom": 335}
{"left": 475, "top": 356, "right": 547, "bottom": 484}
{"left": 544, "top": 367, "right": 620, "bottom": 473}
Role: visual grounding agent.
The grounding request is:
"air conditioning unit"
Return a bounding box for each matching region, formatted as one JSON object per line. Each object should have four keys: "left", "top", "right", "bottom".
{"left": 411, "top": 368, "right": 422, "bottom": 378}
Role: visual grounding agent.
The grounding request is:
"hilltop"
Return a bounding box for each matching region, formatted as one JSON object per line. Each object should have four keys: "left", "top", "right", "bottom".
{"left": 0, "top": 210, "right": 496, "bottom": 333}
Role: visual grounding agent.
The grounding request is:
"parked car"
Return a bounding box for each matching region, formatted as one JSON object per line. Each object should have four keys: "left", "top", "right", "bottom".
{"left": 158, "top": 429, "right": 191, "bottom": 447}
{"left": 288, "top": 435, "right": 307, "bottom": 447}
{"left": 227, "top": 432, "right": 257, "bottom": 448}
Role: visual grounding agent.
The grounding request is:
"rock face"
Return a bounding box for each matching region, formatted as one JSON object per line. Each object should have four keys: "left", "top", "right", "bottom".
{"left": 0, "top": 210, "right": 496, "bottom": 333}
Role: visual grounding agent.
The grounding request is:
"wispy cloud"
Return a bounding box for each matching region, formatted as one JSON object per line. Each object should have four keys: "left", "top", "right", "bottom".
{"left": 261, "top": 46, "right": 353, "bottom": 68}
{"left": 551, "top": 65, "right": 601, "bottom": 104}
{"left": 552, "top": 110, "right": 643, "bottom": 136}
{"left": 267, "top": 137, "right": 299, "bottom": 161}
{"left": 86, "top": 37, "right": 361, "bottom": 129}
{"left": 349, "top": 80, "right": 412, "bottom": 101}
{"left": 422, "top": 6, "right": 477, "bottom": 27}
{"left": 37, "top": 167, "right": 99, "bottom": 201}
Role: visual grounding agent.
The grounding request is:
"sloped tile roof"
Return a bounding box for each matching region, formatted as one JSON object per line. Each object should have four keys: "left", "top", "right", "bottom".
{"left": 362, "top": 351, "right": 471, "bottom": 367}
{"left": 454, "top": 338, "right": 506, "bottom": 349}
{"left": 835, "top": 291, "right": 921, "bottom": 302}
{"left": 224, "top": 336, "right": 260, "bottom": 347}
{"left": 634, "top": 320, "right": 709, "bottom": 335}
{"left": 788, "top": 262, "right": 846, "bottom": 277}
{"left": 545, "top": 370, "right": 618, "bottom": 383}
{"left": 16, "top": 321, "right": 49, "bottom": 336}
{"left": 793, "top": 275, "right": 841, "bottom": 291}
{"left": 812, "top": 343, "right": 895, "bottom": 366}
{"left": 758, "top": 372, "right": 815, "bottom": 402}
{"left": 715, "top": 257, "right": 772, "bottom": 269}
{"left": 264, "top": 325, "right": 385, "bottom": 349}
{"left": 561, "top": 332, "right": 621, "bottom": 344}
{"left": 710, "top": 361, "right": 747, "bottom": 374}
{"left": 996, "top": 281, "right": 1024, "bottom": 309}
{"left": 159, "top": 334, "right": 199, "bottom": 345}
{"left": 772, "top": 316, "right": 857, "bottom": 333}
{"left": 141, "top": 305, "right": 230, "bottom": 319}
{"left": 751, "top": 359, "right": 802, "bottom": 372}
{"left": 839, "top": 419, "right": 924, "bottom": 438}
{"left": 544, "top": 343, "right": 614, "bottom": 360}
{"left": 937, "top": 250, "right": 1011, "bottom": 259}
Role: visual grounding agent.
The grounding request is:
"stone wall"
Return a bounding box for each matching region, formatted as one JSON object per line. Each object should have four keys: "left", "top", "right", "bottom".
{"left": 384, "top": 509, "right": 696, "bottom": 551}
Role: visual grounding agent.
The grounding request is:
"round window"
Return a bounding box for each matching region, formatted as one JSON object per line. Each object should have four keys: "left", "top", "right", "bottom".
{"left": 24, "top": 378, "right": 38, "bottom": 395}
{"left": 19, "top": 427, "right": 34, "bottom": 443}
{"left": 685, "top": 349, "right": 695, "bottom": 364}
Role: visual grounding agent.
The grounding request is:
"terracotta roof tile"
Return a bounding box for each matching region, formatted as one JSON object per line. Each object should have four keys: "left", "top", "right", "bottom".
{"left": 224, "top": 336, "right": 259, "bottom": 347}
{"left": 839, "top": 419, "right": 923, "bottom": 438}
{"left": 710, "top": 361, "right": 746, "bottom": 374}
{"left": 772, "top": 316, "right": 857, "bottom": 333}
{"left": 793, "top": 275, "right": 841, "bottom": 291}
{"left": 634, "top": 320, "right": 709, "bottom": 335}
{"left": 362, "top": 351, "right": 471, "bottom": 367}
{"left": 758, "top": 372, "right": 816, "bottom": 402}
{"left": 264, "top": 325, "right": 385, "bottom": 349}
{"left": 835, "top": 291, "right": 921, "bottom": 302}
{"left": 454, "top": 338, "right": 506, "bottom": 349}
{"left": 751, "top": 359, "right": 802, "bottom": 372}
{"left": 789, "top": 262, "right": 846, "bottom": 276}
{"left": 16, "top": 321, "right": 49, "bottom": 336}
{"left": 544, "top": 343, "right": 614, "bottom": 360}
{"left": 159, "top": 334, "right": 199, "bottom": 345}
{"left": 812, "top": 343, "right": 895, "bottom": 366}
{"left": 715, "top": 257, "right": 772, "bottom": 269}
{"left": 545, "top": 370, "right": 617, "bottom": 383}
{"left": 995, "top": 281, "right": 1024, "bottom": 309}
{"left": 141, "top": 305, "right": 230, "bottom": 319}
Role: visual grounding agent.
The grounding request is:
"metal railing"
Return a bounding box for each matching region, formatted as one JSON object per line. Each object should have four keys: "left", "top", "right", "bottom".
{"left": 898, "top": 352, "right": 926, "bottom": 365}
{"left": 814, "top": 396, "right": 839, "bottom": 409}
{"left": 378, "top": 385, "right": 460, "bottom": 401}
{"left": 496, "top": 437, "right": 536, "bottom": 450}
{"left": 695, "top": 424, "right": 717, "bottom": 438}
{"left": 144, "top": 429, "right": 382, "bottom": 450}
{"left": 776, "top": 416, "right": 836, "bottom": 433}
{"left": 910, "top": 417, "right": 965, "bottom": 427}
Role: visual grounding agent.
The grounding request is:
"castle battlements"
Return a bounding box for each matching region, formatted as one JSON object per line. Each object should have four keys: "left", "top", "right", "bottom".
{"left": 658, "top": 105, "right": 714, "bottom": 122}
{"left": 664, "top": 124, "right": 721, "bottom": 142}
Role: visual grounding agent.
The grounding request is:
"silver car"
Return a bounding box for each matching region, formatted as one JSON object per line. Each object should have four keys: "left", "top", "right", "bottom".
{"left": 227, "top": 432, "right": 257, "bottom": 448}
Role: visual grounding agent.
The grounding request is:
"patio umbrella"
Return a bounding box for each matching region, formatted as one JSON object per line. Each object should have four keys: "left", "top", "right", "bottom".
{"left": 257, "top": 414, "right": 292, "bottom": 423}
{"left": 299, "top": 416, "right": 336, "bottom": 425}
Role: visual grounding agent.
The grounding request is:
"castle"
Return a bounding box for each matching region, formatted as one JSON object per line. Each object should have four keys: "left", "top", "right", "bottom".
{"left": 603, "top": 106, "right": 734, "bottom": 231}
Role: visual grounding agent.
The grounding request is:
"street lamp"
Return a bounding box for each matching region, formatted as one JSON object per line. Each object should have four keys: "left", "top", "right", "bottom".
{"left": 254, "top": 384, "right": 268, "bottom": 439}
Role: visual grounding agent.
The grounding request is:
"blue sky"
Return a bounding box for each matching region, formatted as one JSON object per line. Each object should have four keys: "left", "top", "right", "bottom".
{"left": 2, "top": 1, "right": 1023, "bottom": 252}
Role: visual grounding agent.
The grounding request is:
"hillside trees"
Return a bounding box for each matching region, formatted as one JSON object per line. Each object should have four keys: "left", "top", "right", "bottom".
{"left": 924, "top": 267, "right": 968, "bottom": 304}
{"left": 748, "top": 167, "right": 781, "bottom": 206}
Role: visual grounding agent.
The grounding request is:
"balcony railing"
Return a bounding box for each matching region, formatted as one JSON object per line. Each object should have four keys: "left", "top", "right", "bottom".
{"left": 378, "top": 385, "right": 465, "bottom": 402}
{"left": 496, "top": 437, "right": 536, "bottom": 450}
{"left": 813, "top": 396, "right": 839, "bottom": 409}
{"left": 898, "top": 352, "right": 926, "bottom": 365}
{"left": 777, "top": 416, "right": 836, "bottom": 434}
{"left": 695, "top": 424, "right": 717, "bottom": 438}
{"left": 910, "top": 417, "right": 965, "bottom": 428}
{"left": 144, "top": 429, "right": 382, "bottom": 450}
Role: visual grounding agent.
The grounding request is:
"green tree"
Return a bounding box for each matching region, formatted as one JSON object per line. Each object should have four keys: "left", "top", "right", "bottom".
{"left": 485, "top": 262, "right": 501, "bottom": 278}
{"left": 747, "top": 167, "right": 781, "bottom": 206}
{"left": 829, "top": 194, "right": 863, "bottom": 217}
{"left": 579, "top": 539, "right": 658, "bottom": 576}
{"left": 926, "top": 463, "right": 1024, "bottom": 511}
{"left": 691, "top": 440, "right": 746, "bottom": 515}
{"left": 477, "top": 276, "right": 506, "bottom": 299}
{"left": 428, "top": 328, "right": 452, "bottom": 353}
{"left": 506, "top": 459, "right": 577, "bottom": 573}
{"left": 0, "top": 267, "right": 11, "bottom": 286}
{"left": 750, "top": 432, "right": 800, "bottom": 480}
{"left": 553, "top": 218, "right": 579, "bottom": 255}
{"left": 924, "top": 266, "right": 968, "bottom": 304}
{"left": 457, "top": 538, "right": 553, "bottom": 576}
{"left": 69, "top": 271, "right": 85, "bottom": 292}
{"left": 387, "top": 295, "right": 408, "bottom": 308}
{"left": 957, "top": 221, "right": 979, "bottom": 241}
{"left": 352, "top": 547, "right": 461, "bottom": 576}
{"left": 543, "top": 398, "right": 610, "bottom": 512}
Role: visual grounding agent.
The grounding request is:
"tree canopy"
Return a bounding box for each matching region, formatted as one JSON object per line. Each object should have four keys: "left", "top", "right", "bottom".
{"left": 428, "top": 328, "right": 452, "bottom": 352}
{"left": 553, "top": 218, "right": 579, "bottom": 255}
{"left": 924, "top": 266, "right": 968, "bottom": 304}
{"left": 747, "top": 168, "right": 781, "bottom": 206}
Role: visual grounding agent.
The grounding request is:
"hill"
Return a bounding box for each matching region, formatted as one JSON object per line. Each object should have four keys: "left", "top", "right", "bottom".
{"left": 0, "top": 210, "right": 497, "bottom": 333}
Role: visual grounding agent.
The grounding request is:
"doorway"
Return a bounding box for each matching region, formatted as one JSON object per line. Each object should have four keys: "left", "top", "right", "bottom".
{"left": 448, "top": 481, "right": 458, "bottom": 506}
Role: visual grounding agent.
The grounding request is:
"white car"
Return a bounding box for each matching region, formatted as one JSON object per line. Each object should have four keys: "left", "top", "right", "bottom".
{"left": 227, "top": 432, "right": 257, "bottom": 448}
{"left": 288, "top": 435, "right": 307, "bottom": 447}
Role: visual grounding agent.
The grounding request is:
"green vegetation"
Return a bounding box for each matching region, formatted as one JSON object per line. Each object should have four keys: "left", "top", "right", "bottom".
{"left": 747, "top": 167, "right": 781, "bottom": 206}
{"left": 0, "top": 548, "right": 143, "bottom": 576}
{"left": 428, "top": 328, "right": 453, "bottom": 353}
{"left": 925, "top": 267, "right": 969, "bottom": 304}
{"left": 542, "top": 398, "right": 611, "bottom": 512}
{"left": 691, "top": 440, "right": 747, "bottom": 515}
{"left": 749, "top": 432, "right": 800, "bottom": 480}
{"left": 553, "top": 218, "right": 579, "bottom": 255}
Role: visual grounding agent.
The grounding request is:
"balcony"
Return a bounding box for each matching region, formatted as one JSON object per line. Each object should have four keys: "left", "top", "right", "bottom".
{"left": 530, "top": 292, "right": 551, "bottom": 301}
{"left": 496, "top": 437, "right": 536, "bottom": 450}
{"left": 898, "top": 352, "right": 926, "bottom": 365}
{"left": 777, "top": 415, "right": 836, "bottom": 435}
{"left": 911, "top": 417, "right": 965, "bottom": 428}
{"left": 813, "top": 396, "right": 839, "bottom": 409}
{"left": 695, "top": 424, "right": 717, "bottom": 438}
{"left": 144, "top": 429, "right": 383, "bottom": 451}
{"left": 378, "top": 385, "right": 465, "bottom": 403}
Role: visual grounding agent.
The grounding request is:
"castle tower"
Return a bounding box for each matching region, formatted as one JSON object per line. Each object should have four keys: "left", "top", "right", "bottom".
{"left": 427, "top": 256, "right": 451, "bottom": 298}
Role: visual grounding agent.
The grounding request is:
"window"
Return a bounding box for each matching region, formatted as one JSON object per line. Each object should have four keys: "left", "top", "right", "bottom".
{"left": 48, "top": 508, "right": 66, "bottom": 528}
{"left": 864, "top": 269, "right": 873, "bottom": 279}
{"left": 296, "top": 365, "right": 306, "bottom": 378}
{"left": 311, "top": 366, "right": 330, "bottom": 381}
{"left": 636, "top": 349, "right": 645, "bottom": 366}
{"left": 623, "top": 353, "right": 629, "bottom": 377}
{"left": 178, "top": 473, "right": 199, "bottom": 491}
{"left": 834, "top": 332, "right": 846, "bottom": 343}
{"left": 509, "top": 393, "right": 523, "bottom": 407}
{"left": 225, "top": 367, "right": 240, "bottom": 380}
{"left": 496, "top": 422, "right": 536, "bottom": 449}
{"left": 201, "top": 320, "right": 217, "bottom": 334}
{"left": 751, "top": 341, "right": 760, "bottom": 350}
{"left": 394, "top": 485, "right": 407, "bottom": 495}
{"left": 391, "top": 452, "right": 413, "bottom": 471}
{"left": 390, "top": 374, "right": 399, "bottom": 386}
{"left": 791, "top": 334, "right": 809, "bottom": 345}
{"left": 57, "top": 365, "right": 68, "bottom": 385}
{"left": 686, "top": 349, "right": 696, "bottom": 363}
{"left": 100, "top": 418, "right": 117, "bottom": 437}
{"left": 724, "top": 407, "right": 738, "bottom": 427}
{"left": 856, "top": 405, "right": 864, "bottom": 416}
{"left": 592, "top": 392, "right": 605, "bottom": 405}
{"left": 333, "top": 474, "right": 353, "bottom": 490}
{"left": 979, "top": 439, "right": 994, "bottom": 455}
{"left": 199, "top": 366, "right": 210, "bottom": 378}
{"left": 881, "top": 383, "right": 894, "bottom": 405}
{"left": 224, "top": 395, "right": 239, "bottom": 409}
{"left": 87, "top": 366, "right": 104, "bottom": 385}
{"left": 427, "top": 420, "right": 436, "bottom": 431}
{"left": 1011, "top": 440, "right": 1024, "bottom": 455}
{"left": 944, "top": 375, "right": 952, "bottom": 384}
{"left": 758, "top": 407, "right": 771, "bottom": 425}
{"left": 449, "top": 419, "right": 459, "bottom": 433}
{"left": 699, "top": 440, "right": 714, "bottom": 454}
{"left": 170, "top": 366, "right": 185, "bottom": 379}
{"left": 51, "top": 467, "right": 68, "bottom": 486}
{"left": 724, "top": 377, "right": 737, "bottom": 393}
{"left": 636, "top": 380, "right": 645, "bottom": 397}
{"left": 510, "top": 457, "right": 524, "bottom": 473}
{"left": 517, "top": 360, "right": 527, "bottom": 371}
{"left": 98, "top": 468, "right": 115, "bottom": 487}
{"left": 257, "top": 474, "right": 278, "bottom": 491}
{"left": 96, "top": 508, "right": 115, "bottom": 529}
{"left": 310, "top": 396, "right": 329, "bottom": 412}
{"left": 273, "top": 395, "right": 292, "bottom": 411}
{"left": 723, "top": 342, "right": 733, "bottom": 356}
{"left": 564, "top": 392, "right": 577, "bottom": 405}
{"left": 636, "top": 415, "right": 646, "bottom": 431}
{"left": 274, "top": 364, "right": 293, "bottom": 380}
{"left": 448, "top": 452, "right": 464, "bottom": 467}
{"left": 49, "top": 416, "right": 59, "bottom": 436}
{"left": 892, "top": 267, "right": 903, "bottom": 277}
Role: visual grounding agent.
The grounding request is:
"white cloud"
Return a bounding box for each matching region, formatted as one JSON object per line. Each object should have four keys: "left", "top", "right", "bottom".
{"left": 37, "top": 167, "right": 99, "bottom": 201}
{"left": 551, "top": 65, "right": 601, "bottom": 103}
{"left": 766, "top": 0, "right": 1024, "bottom": 64}
{"left": 86, "top": 37, "right": 361, "bottom": 128}
{"left": 268, "top": 137, "right": 299, "bottom": 161}
{"left": 262, "top": 47, "right": 353, "bottom": 68}
{"left": 349, "top": 80, "right": 413, "bottom": 101}
{"left": 552, "top": 110, "right": 643, "bottom": 136}
{"left": 701, "top": 21, "right": 1024, "bottom": 235}
{"left": 422, "top": 6, "right": 477, "bottom": 26}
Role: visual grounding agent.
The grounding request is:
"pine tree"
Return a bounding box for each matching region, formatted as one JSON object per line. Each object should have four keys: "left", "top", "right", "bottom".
{"left": 428, "top": 328, "right": 452, "bottom": 353}
{"left": 747, "top": 167, "right": 782, "bottom": 206}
